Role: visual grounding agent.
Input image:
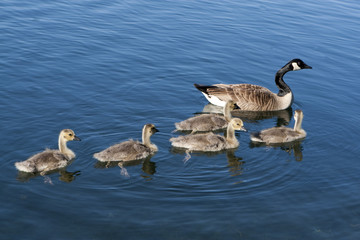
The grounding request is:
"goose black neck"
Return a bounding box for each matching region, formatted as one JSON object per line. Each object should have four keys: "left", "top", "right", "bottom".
{"left": 275, "top": 67, "right": 292, "bottom": 96}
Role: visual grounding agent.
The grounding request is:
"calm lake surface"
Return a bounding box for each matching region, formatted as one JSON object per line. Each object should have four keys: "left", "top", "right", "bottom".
{"left": 1, "top": 0, "right": 360, "bottom": 239}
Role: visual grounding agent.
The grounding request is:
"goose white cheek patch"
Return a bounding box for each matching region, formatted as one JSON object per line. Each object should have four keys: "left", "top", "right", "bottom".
{"left": 292, "top": 62, "right": 301, "bottom": 71}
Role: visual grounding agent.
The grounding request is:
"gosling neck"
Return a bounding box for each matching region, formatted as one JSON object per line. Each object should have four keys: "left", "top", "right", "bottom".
{"left": 223, "top": 102, "right": 232, "bottom": 122}
{"left": 293, "top": 114, "right": 303, "bottom": 132}
{"left": 226, "top": 124, "right": 238, "bottom": 145}
{"left": 58, "top": 135, "right": 75, "bottom": 159}
{"left": 275, "top": 67, "right": 292, "bottom": 97}
{"left": 142, "top": 129, "right": 158, "bottom": 151}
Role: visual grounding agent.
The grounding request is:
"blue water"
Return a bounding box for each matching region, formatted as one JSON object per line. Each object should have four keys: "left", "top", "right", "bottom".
{"left": 1, "top": 0, "right": 360, "bottom": 239}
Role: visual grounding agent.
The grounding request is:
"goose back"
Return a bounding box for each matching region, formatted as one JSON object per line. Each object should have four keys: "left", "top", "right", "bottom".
{"left": 204, "top": 83, "right": 281, "bottom": 111}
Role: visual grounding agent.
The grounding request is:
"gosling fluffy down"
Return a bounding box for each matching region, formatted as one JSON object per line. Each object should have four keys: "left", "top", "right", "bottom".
{"left": 14, "top": 129, "right": 81, "bottom": 175}
{"left": 170, "top": 118, "right": 246, "bottom": 152}
{"left": 250, "top": 109, "right": 306, "bottom": 144}
{"left": 93, "top": 124, "right": 159, "bottom": 162}
{"left": 174, "top": 100, "right": 238, "bottom": 133}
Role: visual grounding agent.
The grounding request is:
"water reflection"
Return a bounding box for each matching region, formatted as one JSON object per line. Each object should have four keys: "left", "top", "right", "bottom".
{"left": 16, "top": 169, "right": 81, "bottom": 183}
{"left": 250, "top": 140, "right": 304, "bottom": 161}
{"left": 226, "top": 149, "right": 245, "bottom": 177}
{"left": 94, "top": 156, "right": 156, "bottom": 178}
{"left": 201, "top": 104, "right": 293, "bottom": 126}
{"left": 170, "top": 147, "right": 245, "bottom": 176}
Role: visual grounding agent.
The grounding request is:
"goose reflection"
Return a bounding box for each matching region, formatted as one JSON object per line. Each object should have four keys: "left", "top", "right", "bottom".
{"left": 201, "top": 103, "right": 292, "bottom": 127}
{"left": 94, "top": 156, "right": 156, "bottom": 177}
{"left": 16, "top": 168, "right": 81, "bottom": 183}
{"left": 250, "top": 140, "right": 304, "bottom": 161}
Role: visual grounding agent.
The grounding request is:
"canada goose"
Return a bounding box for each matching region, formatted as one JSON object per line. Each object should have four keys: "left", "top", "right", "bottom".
{"left": 174, "top": 100, "right": 238, "bottom": 133}
{"left": 93, "top": 124, "right": 159, "bottom": 176}
{"left": 250, "top": 109, "right": 306, "bottom": 144}
{"left": 194, "top": 59, "right": 312, "bottom": 111}
{"left": 170, "top": 118, "right": 246, "bottom": 161}
{"left": 14, "top": 129, "right": 81, "bottom": 175}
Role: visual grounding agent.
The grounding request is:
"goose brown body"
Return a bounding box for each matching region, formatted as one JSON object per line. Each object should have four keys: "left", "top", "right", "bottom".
{"left": 195, "top": 59, "right": 312, "bottom": 111}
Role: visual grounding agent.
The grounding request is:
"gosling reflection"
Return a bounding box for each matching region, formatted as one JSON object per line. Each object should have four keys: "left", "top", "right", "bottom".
{"left": 170, "top": 147, "right": 245, "bottom": 176}
{"left": 94, "top": 156, "right": 156, "bottom": 177}
{"left": 16, "top": 168, "right": 81, "bottom": 183}
{"left": 202, "top": 103, "right": 292, "bottom": 127}
{"left": 250, "top": 140, "right": 304, "bottom": 161}
{"left": 226, "top": 149, "right": 245, "bottom": 177}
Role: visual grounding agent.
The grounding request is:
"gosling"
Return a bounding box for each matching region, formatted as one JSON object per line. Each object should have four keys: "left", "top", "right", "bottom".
{"left": 15, "top": 129, "right": 81, "bottom": 175}
{"left": 250, "top": 109, "right": 306, "bottom": 144}
{"left": 170, "top": 118, "right": 246, "bottom": 161}
{"left": 93, "top": 123, "right": 159, "bottom": 165}
{"left": 174, "top": 100, "right": 239, "bottom": 133}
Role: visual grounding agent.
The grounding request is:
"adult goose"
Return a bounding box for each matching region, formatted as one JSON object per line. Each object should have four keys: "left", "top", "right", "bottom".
{"left": 170, "top": 118, "right": 246, "bottom": 162}
{"left": 174, "top": 100, "right": 238, "bottom": 133}
{"left": 194, "top": 59, "right": 312, "bottom": 111}
{"left": 15, "top": 129, "right": 81, "bottom": 175}
{"left": 93, "top": 124, "right": 159, "bottom": 176}
{"left": 250, "top": 109, "right": 306, "bottom": 144}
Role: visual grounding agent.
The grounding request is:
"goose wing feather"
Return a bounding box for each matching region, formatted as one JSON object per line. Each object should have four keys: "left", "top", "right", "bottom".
{"left": 208, "top": 84, "right": 278, "bottom": 111}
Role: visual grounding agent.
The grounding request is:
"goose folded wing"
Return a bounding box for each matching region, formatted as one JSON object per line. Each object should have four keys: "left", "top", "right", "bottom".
{"left": 208, "top": 85, "right": 277, "bottom": 111}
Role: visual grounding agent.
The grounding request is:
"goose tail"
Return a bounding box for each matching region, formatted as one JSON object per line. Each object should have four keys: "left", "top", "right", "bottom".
{"left": 194, "top": 84, "right": 218, "bottom": 94}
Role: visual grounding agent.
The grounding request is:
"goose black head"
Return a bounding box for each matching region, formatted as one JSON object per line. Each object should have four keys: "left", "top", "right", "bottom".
{"left": 288, "top": 59, "right": 312, "bottom": 71}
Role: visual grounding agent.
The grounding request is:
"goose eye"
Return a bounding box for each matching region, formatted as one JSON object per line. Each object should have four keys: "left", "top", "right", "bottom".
{"left": 69, "top": 133, "right": 73, "bottom": 136}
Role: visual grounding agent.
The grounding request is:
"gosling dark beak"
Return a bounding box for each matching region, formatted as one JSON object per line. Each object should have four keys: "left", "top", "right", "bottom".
{"left": 234, "top": 104, "right": 240, "bottom": 110}
{"left": 154, "top": 128, "right": 159, "bottom": 133}
{"left": 240, "top": 126, "right": 247, "bottom": 132}
{"left": 74, "top": 136, "right": 81, "bottom": 141}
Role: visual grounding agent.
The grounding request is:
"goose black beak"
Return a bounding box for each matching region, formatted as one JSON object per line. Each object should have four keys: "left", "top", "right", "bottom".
{"left": 74, "top": 136, "right": 81, "bottom": 141}
{"left": 154, "top": 128, "right": 159, "bottom": 133}
{"left": 234, "top": 104, "right": 240, "bottom": 110}
{"left": 303, "top": 64, "right": 312, "bottom": 69}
